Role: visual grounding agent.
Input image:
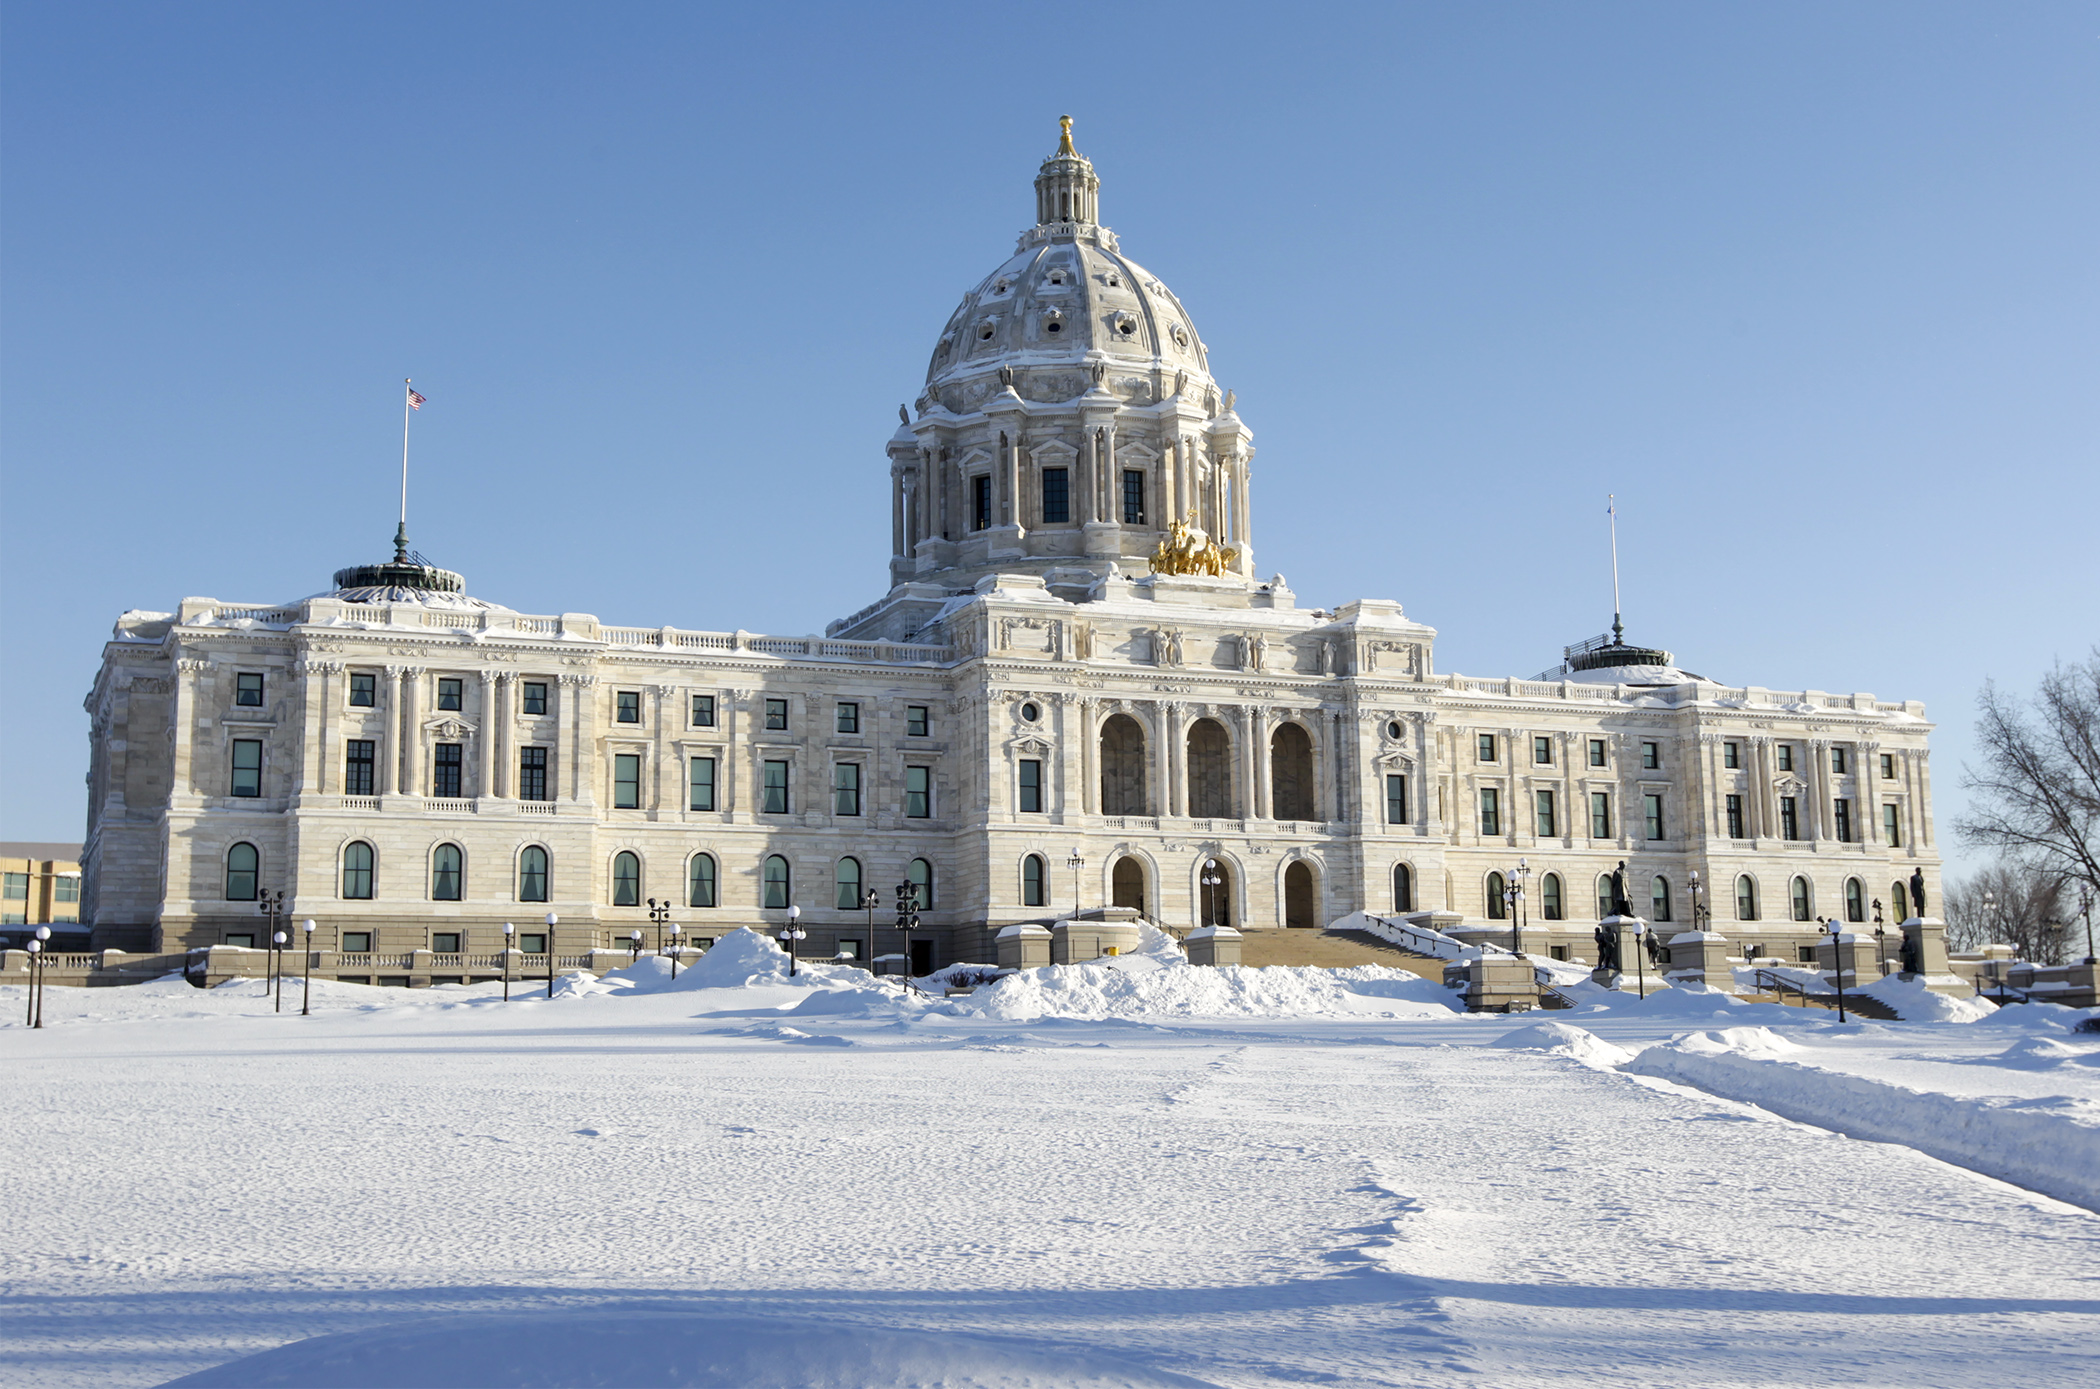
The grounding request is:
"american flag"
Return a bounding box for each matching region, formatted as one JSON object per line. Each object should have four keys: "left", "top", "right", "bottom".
{"left": 407, "top": 387, "right": 427, "bottom": 410}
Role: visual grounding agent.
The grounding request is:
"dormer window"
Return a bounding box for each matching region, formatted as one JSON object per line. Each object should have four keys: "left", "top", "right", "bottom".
{"left": 1170, "top": 324, "right": 1190, "bottom": 347}
{"left": 993, "top": 278, "right": 1011, "bottom": 294}
{"left": 1043, "top": 309, "right": 1065, "bottom": 336}
{"left": 978, "top": 322, "right": 996, "bottom": 341}
{"left": 1046, "top": 268, "right": 1068, "bottom": 286}
{"left": 1104, "top": 271, "right": 1122, "bottom": 287}
{"left": 1114, "top": 313, "right": 1138, "bottom": 337}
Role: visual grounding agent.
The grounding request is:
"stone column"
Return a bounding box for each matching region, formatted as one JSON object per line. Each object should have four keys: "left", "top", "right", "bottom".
{"left": 172, "top": 657, "right": 210, "bottom": 797}
{"left": 1057, "top": 693, "right": 1081, "bottom": 820}
{"left": 1103, "top": 427, "right": 1118, "bottom": 524}
{"left": 477, "top": 671, "right": 497, "bottom": 799}
{"left": 1151, "top": 703, "right": 1172, "bottom": 819}
{"left": 1751, "top": 737, "right": 1773, "bottom": 841}
{"left": 399, "top": 669, "right": 423, "bottom": 798}
{"left": 492, "top": 673, "right": 512, "bottom": 799}
{"left": 1166, "top": 705, "right": 1185, "bottom": 817}
{"left": 1079, "top": 698, "right": 1098, "bottom": 815}
{"left": 1916, "top": 753, "right": 1935, "bottom": 848}
{"left": 1807, "top": 739, "right": 1829, "bottom": 842}
{"left": 558, "top": 673, "right": 593, "bottom": 804}
{"left": 1252, "top": 708, "right": 1272, "bottom": 820}
{"left": 1234, "top": 706, "right": 1255, "bottom": 822}
{"left": 381, "top": 667, "right": 408, "bottom": 796}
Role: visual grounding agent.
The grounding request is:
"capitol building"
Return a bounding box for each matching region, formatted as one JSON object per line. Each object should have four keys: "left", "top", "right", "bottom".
{"left": 80, "top": 122, "right": 1942, "bottom": 978}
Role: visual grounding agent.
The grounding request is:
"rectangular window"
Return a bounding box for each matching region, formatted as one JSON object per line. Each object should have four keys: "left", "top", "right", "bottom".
{"left": 1477, "top": 734, "right": 1497, "bottom": 762}
{"left": 1018, "top": 759, "right": 1042, "bottom": 813}
{"left": 517, "top": 932, "right": 546, "bottom": 955}
{"left": 1644, "top": 792, "right": 1664, "bottom": 841}
{"left": 236, "top": 672, "right": 264, "bottom": 707}
{"left": 1122, "top": 469, "right": 1145, "bottom": 525}
{"left": 1833, "top": 798, "right": 1853, "bottom": 843}
{"left": 1590, "top": 791, "right": 1612, "bottom": 839}
{"left": 836, "top": 702, "right": 860, "bottom": 734}
{"left": 53, "top": 875, "right": 80, "bottom": 904}
{"left": 973, "top": 474, "right": 993, "bottom": 530}
{"left": 689, "top": 757, "right": 716, "bottom": 811}
{"left": 1798, "top": 946, "right": 1818, "bottom": 965}
{"left": 349, "top": 672, "right": 377, "bottom": 707}
{"left": 432, "top": 932, "right": 461, "bottom": 954}
{"left": 1880, "top": 753, "right": 1896, "bottom": 780}
{"left": 834, "top": 762, "right": 862, "bottom": 816}
{"left": 762, "top": 760, "right": 790, "bottom": 814}
{"left": 1535, "top": 789, "right": 1556, "bottom": 838}
{"left": 1726, "top": 794, "right": 1745, "bottom": 839}
{"left": 907, "top": 705, "right": 930, "bottom": 737}
{"left": 613, "top": 753, "right": 641, "bottom": 809}
{"left": 905, "top": 765, "right": 931, "bottom": 819}
{"left": 1832, "top": 746, "right": 1848, "bottom": 774}
{"left": 616, "top": 690, "right": 641, "bottom": 724}
{"left": 437, "top": 678, "right": 463, "bottom": 712}
{"left": 1385, "top": 774, "right": 1408, "bottom": 824}
{"left": 1724, "top": 741, "right": 1740, "bottom": 769}
{"left": 1041, "top": 467, "right": 1069, "bottom": 524}
{"left": 1588, "top": 738, "right": 1607, "bottom": 768}
{"left": 1641, "top": 741, "right": 1660, "bottom": 770}
{"left": 1777, "top": 744, "right": 1795, "bottom": 772}
{"left": 521, "top": 682, "right": 547, "bottom": 716}
{"left": 1479, "top": 787, "right": 1501, "bottom": 836}
{"left": 765, "top": 698, "right": 788, "bottom": 731}
{"left": 518, "top": 746, "right": 548, "bottom": 801}
{"left": 345, "top": 740, "right": 375, "bottom": 796}
{"left": 1533, "top": 735, "right": 1552, "bottom": 765}
{"left": 433, "top": 743, "right": 463, "bottom": 799}
{"left": 690, "top": 693, "right": 716, "bottom": 727}
{"left": 341, "top": 931, "right": 372, "bottom": 954}
{"left": 2, "top": 873, "right": 25, "bottom": 900}
{"left": 1883, "top": 803, "right": 1901, "bottom": 847}
{"left": 1780, "top": 796, "right": 1800, "bottom": 840}
{"left": 231, "top": 739, "right": 263, "bottom": 797}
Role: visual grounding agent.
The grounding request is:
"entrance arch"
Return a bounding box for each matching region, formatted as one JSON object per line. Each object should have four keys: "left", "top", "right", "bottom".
{"left": 1100, "top": 714, "right": 1148, "bottom": 816}
{"left": 1270, "top": 722, "right": 1315, "bottom": 822}
{"left": 1111, "top": 855, "right": 1147, "bottom": 914}
{"left": 1283, "top": 860, "right": 1317, "bottom": 929}
{"left": 1186, "top": 718, "right": 1232, "bottom": 818}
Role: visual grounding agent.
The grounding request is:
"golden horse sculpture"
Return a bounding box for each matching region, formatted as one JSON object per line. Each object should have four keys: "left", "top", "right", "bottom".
{"left": 1150, "top": 509, "right": 1238, "bottom": 577}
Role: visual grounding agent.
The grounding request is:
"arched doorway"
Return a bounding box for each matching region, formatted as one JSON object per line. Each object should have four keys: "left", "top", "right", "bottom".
{"left": 1270, "top": 722, "right": 1315, "bottom": 821}
{"left": 1111, "top": 856, "right": 1146, "bottom": 914}
{"left": 1100, "top": 714, "right": 1148, "bottom": 816}
{"left": 1199, "top": 858, "right": 1233, "bottom": 927}
{"left": 1283, "top": 860, "right": 1316, "bottom": 929}
{"left": 1186, "top": 718, "right": 1232, "bottom": 818}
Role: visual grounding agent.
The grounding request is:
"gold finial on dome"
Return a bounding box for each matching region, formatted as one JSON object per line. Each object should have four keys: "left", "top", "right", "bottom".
{"left": 1057, "top": 115, "right": 1075, "bottom": 156}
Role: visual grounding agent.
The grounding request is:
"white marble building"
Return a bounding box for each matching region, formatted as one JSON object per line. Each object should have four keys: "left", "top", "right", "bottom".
{"left": 80, "top": 122, "right": 1941, "bottom": 974}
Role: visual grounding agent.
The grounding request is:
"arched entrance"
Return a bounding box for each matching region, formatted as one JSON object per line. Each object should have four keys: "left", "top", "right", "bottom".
{"left": 1111, "top": 856, "right": 1146, "bottom": 914}
{"left": 1100, "top": 714, "right": 1148, "bottom": 816}
{"left": 1199, "top": 858, "right": 1233, "bottom": 927}
{"left": 1283, "top": 860, "right": 1316, "bottom": 929}
{"left": 1186, "top": 718, "right": 1232, "bottom": 818}
{"left": 1270, "top": 722, "right": 1315, "bottom": 821}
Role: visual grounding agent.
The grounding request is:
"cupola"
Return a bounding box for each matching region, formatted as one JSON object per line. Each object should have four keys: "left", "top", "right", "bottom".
{"left": 1034, "top": 115, "right": 1099, "bottom": 226}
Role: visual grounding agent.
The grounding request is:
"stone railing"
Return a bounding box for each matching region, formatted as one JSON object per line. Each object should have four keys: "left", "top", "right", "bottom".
{"left": 1436, "top": 673, "right": 1920, "bottom": 715}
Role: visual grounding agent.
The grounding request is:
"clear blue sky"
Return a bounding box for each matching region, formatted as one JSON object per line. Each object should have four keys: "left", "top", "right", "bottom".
{"left": 5, "top": 2, "right": 2095, "bottom": 876}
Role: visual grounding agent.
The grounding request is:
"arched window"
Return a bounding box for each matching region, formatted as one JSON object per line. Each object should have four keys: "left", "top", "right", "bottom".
{"left": 1791, "top": 876, "right": 1813, "bottom": 923}
{"left": 1270, "top": 722, "right": 1316, "bottom": 822}
{"left": 762, "top": 855, "right": 790, "bottom": 910}
{"left": 1100, "top": 713, "right": 1148, "bottom": 815}
{"left": 1485, "top": 871, "right": 1507, "bottom": 920}
{"left": 1893, "top": 880, "right": 1910, "bottom": 920}
{"left": 1022, "top": 854, "right": 1046, "bottom": 907}
{"left": 1283, "top": 860, "right": 1316, "bottom": 929}
{"left": 612, "top": 852, "right": 641, "bottom": 907}
{"left": 432, "top": 844, "right": 463, "bottom": 901}
{"left": 1651, "top": 876, "right": 1672, "bottom": 923}
{"left": 1845, "top": 878, "right": 1865, "bottom": 923}
{"left": 1392, "top": 862, "right": 1413, "bottom": 913}
{"left": 908, "top": 857, "right": 934, "bottom": 910}
{"left": 518, "top": 846, "right": 549, "bottom": 902}
{"left": 225, "top": 843, "right": 259, "bottom": 901}
{"left": 1540, "top": 872, "right": 1563, "bottom": 921}
{"left": 1597, "top": 874, "right": 1616, "bottom": 921}
{"left": 1112, "top": 856, "right": 1145, "bottom": 914}
{"left": 1736, "top": 875, "right": 1758, "bottom": 921}
{"left": 835, "top": 857, "right": 862, "bottom": 911}
{"left": 342, "top": 841, "right": 375, "bottom": 900}
{"left": 688, "top": 853, "right": 716, "bottom": 908}
{"left": 1186, "top": 718, "right": 1233, "bottom": 818}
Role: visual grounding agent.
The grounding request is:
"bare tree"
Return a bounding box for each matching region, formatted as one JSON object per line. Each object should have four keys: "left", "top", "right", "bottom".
{"left": 1944, "top": 861, "right": 2070, "bottom": 962}
{"left": 1957, "top": 649, "right": 2100, "bottom": 910}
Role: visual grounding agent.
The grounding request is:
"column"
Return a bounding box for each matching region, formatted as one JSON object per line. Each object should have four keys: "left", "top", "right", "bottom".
{"left": 652, "top": 685, "right": 672, "bottom": 813}
{"left": 1252, "top": 708, "right": 1272, "bottom": 820}
{"left": 172, "top": 658, "right": 206, "bottom": 796}
{"left": 400, "top": 669, "right": 423, "bottom": 798}
{"left": 1057, "top": 693, "right": 1082, "bottom": 821}
{"left": 1103, "top": 428, "right": 1118, "bottom": 524}
{"left": 1234, "top": 706, "right": 1256, "bottom": 822}
{"left": 381, "top": 667, "right": 407, "bottom": 796}
{"left": 558, "top": 674, "right": 593, "bottom": 804}
{"left": 1161, "top": 440, "right": 1177, "bottom": 527}
{"left": 1807, "top": 740, "right": 1828, "bottom": 842}
{"left": 1751, "top": 737, "right": 1772, "bottom": 841}
{"left": 1151, "top": 703, "right": 1171, "bottom": 818}
{"left": 1167, "top": 706, "right": 1186, "bottom": 817}
{"left": 1915, "top": 752, "right": 1934, "bottom": 849}
{"left": 477, "top": 671, "right": 497, "bottom": 799}
{"left": 890, "top": 465, "right": 906, "bottom": 560}
{"left": 492, "top": 673, "right": 512, "bottom": 798}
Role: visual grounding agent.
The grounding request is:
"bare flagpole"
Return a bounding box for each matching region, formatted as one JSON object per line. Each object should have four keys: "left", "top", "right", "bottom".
{"left": 1607, "top": 493, "right": 1623, "bottom": 644}
{"left": 397, "top": 379, "right": 414, "bottom": 560}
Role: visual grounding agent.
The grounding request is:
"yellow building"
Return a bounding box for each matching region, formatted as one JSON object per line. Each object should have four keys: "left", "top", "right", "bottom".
{"left": 1, "top": 842, "right": 84, "bottom": 934}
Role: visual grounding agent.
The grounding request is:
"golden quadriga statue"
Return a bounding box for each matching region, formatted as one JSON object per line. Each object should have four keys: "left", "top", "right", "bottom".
{"left": 1150, "top": 510, "right": 1238, "bottom": 577}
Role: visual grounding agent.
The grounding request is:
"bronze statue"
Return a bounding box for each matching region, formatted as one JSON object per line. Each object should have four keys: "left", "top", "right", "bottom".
{"left": 1909, "top": 868, "right": 1928, "bottom": 920}
{"left": 1593, "top": 922, "right": 1621, "bottom": 973}
{"left": 1608, "top": 861, "right": 1633, "bottom": 919}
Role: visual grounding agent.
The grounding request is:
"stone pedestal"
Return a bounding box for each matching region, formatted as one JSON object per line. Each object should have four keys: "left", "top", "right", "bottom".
{"left": 1185, "top": 924, "right": 1242, "bottom": 967}
{"left": 995, "top": 923, "right": 1052, "bottom": 971}
{"left": 1464, "top": 954, "right": 1540, "bottom": 1013}
{"left": 1899, "top": 917, "right": 1950, "bottom": 977}
{"left": 1663, "top": 931, "right": 1736, "bottom": 993}
{"left": 1815, "top": 933, "right": 1878, "bottom": 989}
{"left": 1590, "top": 915, "right": 1646, "bottom": 985}
{"left": 1052, "top": 919, "right": 1140, "bottom": 964}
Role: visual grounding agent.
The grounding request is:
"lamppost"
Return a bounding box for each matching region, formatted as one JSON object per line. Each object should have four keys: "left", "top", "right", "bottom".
{"left": 1871, "top": 899, "right": 1887, "bottom": 978}
{"left": 628, "top": 929, "right": 643, "bottom": 964}
{"left": 1689, "top": 870, "right": 1710, "bottom": 934}
{"left": 894, "top": 880, "right": 921, "bottom": 983}
{"left": 646, "top": 898, "right": 674, "bottom": 957}
{"left": 1068, "top": 850, "right": 1085, "bottom": 921}
{"left": 1629, "top": 918, "right": 1648, "bottom": 1000}
{"left": 1201, "top": 859, "right": 1224, "bottom": 929}
{"left": 29, "top": 925, "right": 51, "bottom": 1028}
{"left": 861, "top": 888, "right": 879, "bottom": 965}
{"left": 502, "top": 922, "right": 515, "bottom": 1001}
{"left": 667, "top": 922, "right": 683, "bottom": 979}
{"left": 1824, "top": 919, "right": 1850, "bottom": 1023}
{"left": 257, "top": 889, "right": 286, "bottom": 1006}
{"left": 271, "top": 931, "right": 287, "bottom": 1012}
{"left": 300, "top": 920, "right": 315, "bottom": 1016}
{"left": 1509, "top": 858, "right": 1530, "bottom": 957}
{"left": 782, "top": 905, "right": 806, "bottom": 977}
{"left": 22, "top": 937, "right": 37, "bottom": 1027}
{"left": 544, "top": 911, "right": 558, "bottom": 998}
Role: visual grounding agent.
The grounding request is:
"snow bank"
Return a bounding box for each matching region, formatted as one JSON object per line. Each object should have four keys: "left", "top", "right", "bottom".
{"left": 1626, "top": 1031, "right": 2100, "bottom": 1212}
{"left": 964, "top": 957, "right": 1461, "bottom": 1022}
{"left": 1853, "top": 975, "right": 1998, "bottom": 1023}
{"left": 1566, "top": 983, "right": 1815, "bottom": 1026}
{"left": 1488, "top": 1020, "right": 1635, "bottom": 1069}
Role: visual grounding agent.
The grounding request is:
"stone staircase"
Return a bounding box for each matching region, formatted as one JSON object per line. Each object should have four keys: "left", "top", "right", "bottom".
{"left": 1235, "top": 927, "right": 1448, "bottom": 980}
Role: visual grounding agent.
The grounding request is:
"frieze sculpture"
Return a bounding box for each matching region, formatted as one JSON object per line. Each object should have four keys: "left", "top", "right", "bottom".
{"left": 1149, "top": 509, "right": 1238, "bottom": 577}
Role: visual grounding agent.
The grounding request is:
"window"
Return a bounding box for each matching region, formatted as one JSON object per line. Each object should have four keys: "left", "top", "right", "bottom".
{"left": 53, "top": 875, "right": 80, "bottom": 905}
{"left": 1777, "top": 744, "right": 1795, "bottom": 772}
{"left": 1736, "top": 875, "right": 1758, "bottom": 921}
{"left": 1845, "top": 878, "right": 1865, "bottom": 923}
{"left": 689, "top": 757, "right": 716, "bottom": 812}
{"left": 518, "top": 846, "right": 549, "bottom": 902}
{"left": 1479, "top": 787, "right": 1501, "bottom": 836}
{"left": 1779, "top": 796, "right": 1800, "bottom": 841}
{"left": 1644, "top": 793, "right": 1664, "bottom": 841}
{"left": 762, "top": 760, "right": 790, "bottom": 814}
{"left": 517, "top": 931, "right": 545, "bottom": 954}
{"left": 433, "top": 743, "right": 462, "bottom": 799}
{"left": 1791, "top": 876, "right": 1813, "bottom": 922}
{"left": 765, "top": 698, "right": 788, "bottom": 731}
{"left": 345, "top": 740, "right": 375, "bottom": 796}
{"left": 521, "top": 682, "right": 548, "bottom": 716}
{"left": 236, "top": 672, "right": 264, "bottom": 707}
{"left": 613, "top": 754, "right": 641, "bottom": 810}
{"left": 1641, "top": 741, "right": 1660, "bottom": 770}
{"left": 1883, "top": 803, "right": 1901, "bottom": 848}
{"left": 1018, "top": 759, "right": 1043, "bottom": 813}
{"left": 691, "top": 694, "right": 716, "bottom": 727}
{"left": 1541, "top": 872, "right": 1563, "bottom": 921}
{"left": 762, "top": 855, "right": 790, "bottom": 910}
{"left": 342, "top": 931, "right": 372, "bottom": 953}
{"left": 1588, "top": 738, "right": 1607, "bottom": 768}
{"left": 1651, "top": 876, "right": 1672, "bottom": 922}
{"left": 437, "top": 678, "right": 463, "bottom": 712}
{"left": 1723, "top": 741, "right": 1739, "bottom": 769}
{"left": 1023, "top": 854, "right": 1046, "bottom": 907}
{"left": 834, "top": 762, "right": 862, "bottom": 816}
{"left": 1532, "top": 736, "right": 1552, "bottom": 765}
{"left": 1596, "top": 875, "right": 1615, "bottom": 920}
{"left": 616, "top": 690, "right": 641, "bottom": 724}
{"left": 1535, "top": 789, "right": 1556, "bottom": 838}
{"left": 1833, "top": 798, "right": 1853, "bottom": 844}
{"left": 612, "top": 851, "right": 641, "bottom": 906}
{"left": 688, "top": 853, "right": 716, "bottom": 908}
{"left": 973, "top": 474, "right": 993, "bottom": 530}
{"left": 519, "top": 746, "right": 548, "bottom": 801}
{"left": 1477, "top": 734, "right": 1497, "bottom": 762}
{"left": 908, "top": 857, "right": 935, "bottom": 909}
{"left": 1726, "top": 794, "right": 1745, "bottom": 840}
{"left": 231, "top": 739, "right": 263, "bottom": 797}
{"left": 907, "top": 705, "right": 930, "bottom": 737}
{"left": 1880, "top": 753, "right": 1896, "bottom": 780}
{"left": 342, "top": 842, "right": 374, "bottom": 899}
{"left": 1486, "top": 871, "right": 1507, "bottom": 920}
{"left": 1893, "top": 880, "right": 1910, "bottom": 920}
{"left": 1122, "top": 469, "right": 1145, "bottom": 525}
{"left": 1385, "top": 774, "right": 1408, "bottom": 825}
{"left": 1832, "top": 746, "right": 1848, "bottom": 774}
{"left": 1798, "top": 945, "right": 1818, "bottom": 964}
{"left": 836, "top": 702, "right": 860, "bottom": 734}
{"left": 432, "top": 932, "right": 461, "bottom": 954}
{"left": 1393, "top": 863, "right": 1413, "bottom": 913}
{"left": 905, "top": 765, "right": 931, "bottom": 818}
{"left": 1590, "top": 791, "right": 1612, "bottom": 839}
{"left": 225, "top": 843, "right": 258, "bottom": 900}
{"left": 835, "top": 857, "right": 863, "bottom": 911}
{"left": 432, "top": 844, "right": 462, "bottom": 901}
{"left": 1041, "top": 467, "right": 1069, "bottom": 524}
{"left": 349, "top": 672, "right": 376, "bottom": 707}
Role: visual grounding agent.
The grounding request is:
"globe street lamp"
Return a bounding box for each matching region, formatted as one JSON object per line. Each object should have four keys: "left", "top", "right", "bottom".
{"left": 1068, "top": 850, "right": 1085, "bottom": 920}
{"left": 271, "top": 931, "right": 288, "bottom": 1012}
{"left": 1509, "top": 858, "right": 1530, "bottom": 957}
{"left": 257, "top": 889, "right": 286, "bottom": 1006}
{"left": 861, "top": 888, "right": 880, "bottom": 966}
{"left": 647, "top": 898, "right": 674, "bottom": 957}
{"left": 782, "top": 905, "right": 806, "bottom": 977}
{"left": 894, "top": 881, "right": 921, "bottom": 986}
{"left": 502, "top": 922, "right": 515, "bottom": 1001}
{"left": 1871, "top": 899, "right": 1887, "bottom": 978}
{"left": 544, "top": 911, "right": 559, "bottom": 998}
{"left": 667, "top": 922, "right": 684, "bottom": 979}
{"left": 301, "top": 920, "right": 316, "bottom": 1016}
{"left": 1201, "top": 860, "right": 1224, "bottom": 929}
{"left": 30, "top": 925, "right": 51, "bottom": 1028}
{"left": 22, "top": 938, "right": 37, "bottom": 1027}
{"left": 1689, "top": 870, "right": 1710, "bottom": 935}
{"left": 1823, "top": 919, "right": 1852, "bottom": 1023}
{"left": 1629, "top": 918, "right": 1648, "bottom": 1000}
{"left": 628, "top": 929, "right": 644, "bottom": 964}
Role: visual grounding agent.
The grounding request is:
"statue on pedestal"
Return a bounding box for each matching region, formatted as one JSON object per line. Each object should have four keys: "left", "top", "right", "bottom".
{"left": 1592, "top": 922, "right": 1622, "bottom": 973}
{"left": 1909, "top": 868, "right": 1928, "bottom": 920}
{"left": 1609, "top": 861, "right": 1633, "bottom": 919}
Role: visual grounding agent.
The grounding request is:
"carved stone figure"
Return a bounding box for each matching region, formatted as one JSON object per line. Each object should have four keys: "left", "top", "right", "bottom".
{"left": 1247, "top": 631, "right": 1267, "bottom": 673}
{"left": 1593, "top": 923, "right": 1621, "bottom": 973}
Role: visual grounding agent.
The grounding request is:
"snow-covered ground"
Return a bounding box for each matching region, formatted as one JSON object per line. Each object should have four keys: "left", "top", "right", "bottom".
{"left": 3, "top": 929, "right": 2096, "bottom": 1388}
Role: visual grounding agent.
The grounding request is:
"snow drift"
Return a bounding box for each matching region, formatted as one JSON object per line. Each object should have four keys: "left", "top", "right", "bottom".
{"left": 962, "top": 955, "right": 1461, "bottom": 1021}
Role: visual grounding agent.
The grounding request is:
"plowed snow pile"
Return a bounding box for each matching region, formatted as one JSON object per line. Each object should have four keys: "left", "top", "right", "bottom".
{"left": 965, "top": 957, "right": 1461, "bottom": 1021}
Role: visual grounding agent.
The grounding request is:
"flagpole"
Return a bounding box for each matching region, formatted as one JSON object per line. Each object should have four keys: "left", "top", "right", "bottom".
{"left": 397, "top": 379, "right": 413, "bottom": 560}
{"left": 1607, "top": 493, "right": 1622, "bottom": 644}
